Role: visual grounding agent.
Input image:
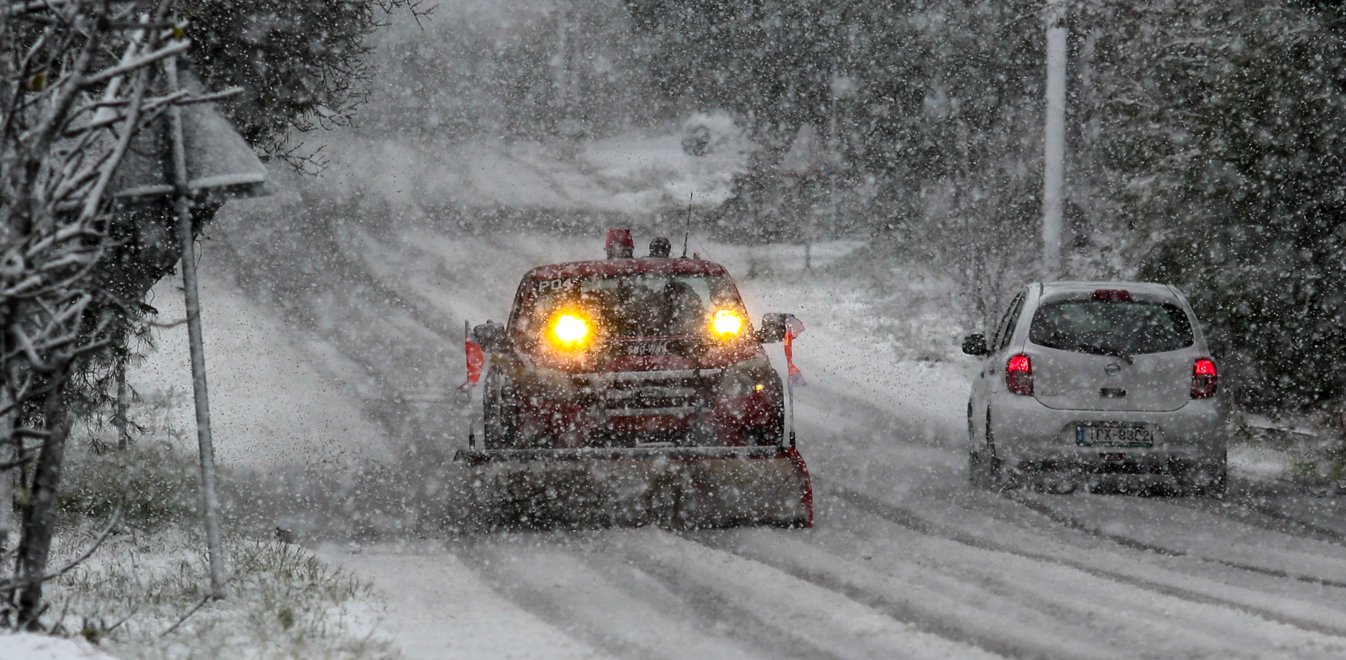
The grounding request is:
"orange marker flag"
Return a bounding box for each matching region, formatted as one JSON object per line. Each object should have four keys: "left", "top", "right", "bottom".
{"left": 460, "top": 321, "right": 486, "bottom": 391}
{"left": 784, "top": 315, "right": 805, "bottom": 386}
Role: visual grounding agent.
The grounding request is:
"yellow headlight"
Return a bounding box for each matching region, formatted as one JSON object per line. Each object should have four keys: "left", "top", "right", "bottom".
{"left": 549, "top": 312, "right": 591, "bottom": 349}
{"left": 709, "top": 308, "right": 745, "bottom": 338}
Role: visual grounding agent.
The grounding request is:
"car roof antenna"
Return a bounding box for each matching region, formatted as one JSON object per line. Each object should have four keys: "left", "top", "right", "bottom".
{"left": 682, "top": 192, "right": 693, "bottom": 258}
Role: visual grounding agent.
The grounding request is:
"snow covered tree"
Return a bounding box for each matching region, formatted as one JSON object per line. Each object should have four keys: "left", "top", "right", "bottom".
{"left": 0, "top": 0, "right": 240, "bottom": 629}
{"left": 180, "top": 0, "right": 425, "bottom": 167}
{"left": 1072, "top": 1, "right": 1346, "bottom": 407}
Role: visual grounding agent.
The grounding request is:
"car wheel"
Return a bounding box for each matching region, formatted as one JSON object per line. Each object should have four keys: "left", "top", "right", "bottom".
{"left": 972, "top": 410, "right": 1004, "bottom": 490}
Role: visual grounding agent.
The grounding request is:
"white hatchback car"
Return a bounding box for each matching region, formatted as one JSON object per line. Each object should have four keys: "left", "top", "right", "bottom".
{"left": 962, "top": 282, "right": 1228, "bottom": 494}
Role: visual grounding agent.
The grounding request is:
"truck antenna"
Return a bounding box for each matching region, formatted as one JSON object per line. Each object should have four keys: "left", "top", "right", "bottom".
{"left": 681, "top": 192, "right": 693, "bottom": 258}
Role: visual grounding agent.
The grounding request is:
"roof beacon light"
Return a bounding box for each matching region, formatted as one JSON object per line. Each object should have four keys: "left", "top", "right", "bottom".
{"left": 605, "top": 228, "right": 634, "bottom": 259}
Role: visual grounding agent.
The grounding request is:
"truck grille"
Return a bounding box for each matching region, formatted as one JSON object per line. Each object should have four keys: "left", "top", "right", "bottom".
{"left": 577, "top": 369, "right": 717, "bottom": 418}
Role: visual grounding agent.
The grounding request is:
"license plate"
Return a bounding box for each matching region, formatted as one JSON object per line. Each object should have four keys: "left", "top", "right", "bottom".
{"left": 1076, "top": 424, "right": 1153, "bottom": 448}
{"left": 622, "top": 342, "right": 669, "bottom": 356}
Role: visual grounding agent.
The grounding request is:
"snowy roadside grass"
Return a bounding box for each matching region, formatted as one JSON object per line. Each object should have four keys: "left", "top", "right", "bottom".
{"left": 35, "top": 396, "right": 397, "bottom": 659}
{"left": 0, "top": 631, "right": 112, "bottom": 659}
{"left": 1231, "top": 413, "right": 1346, "bottom": 490}
{"left": 41, "top": 527, "right": 393, "bottom": 659}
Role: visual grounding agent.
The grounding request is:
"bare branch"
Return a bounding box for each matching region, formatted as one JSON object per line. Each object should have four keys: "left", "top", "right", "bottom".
{"left": 82, "top": 38, "right": 187, "bottom": 88}
{"left": 79, "top": 45, "right": 152, "bottom": 221}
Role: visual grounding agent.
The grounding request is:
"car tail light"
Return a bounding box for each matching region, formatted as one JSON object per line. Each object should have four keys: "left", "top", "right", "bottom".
{"left": 1192, "top": 357, "right": 1218, "bottom": 399}
{"left": 1006, "top": 353, "right": 1033, "bottom": 395}
{"left": 1092, "top": 289, "right": 1132, "bottom": 302}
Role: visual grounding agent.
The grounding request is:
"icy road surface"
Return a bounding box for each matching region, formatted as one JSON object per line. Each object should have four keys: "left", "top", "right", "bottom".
{"left": 141, "top": 218, "right": 1346, "bottom": 659}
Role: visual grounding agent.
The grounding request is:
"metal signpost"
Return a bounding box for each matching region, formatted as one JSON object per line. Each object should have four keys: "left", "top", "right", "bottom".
{"left": 166, "top": 55, "right": 226, "bottom": 600}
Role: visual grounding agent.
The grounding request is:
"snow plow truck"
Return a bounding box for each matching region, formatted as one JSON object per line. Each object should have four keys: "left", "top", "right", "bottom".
{"left": 457, "top": 229, "right": 813, "bottom": 529}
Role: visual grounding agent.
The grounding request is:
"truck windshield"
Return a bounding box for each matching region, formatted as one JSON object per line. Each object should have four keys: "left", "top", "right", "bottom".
{"left": 518, "top": 273, "right": 741, "bottom": 339}
{"left": 1029, "top": 300, "right": 1194, "bottom": 357}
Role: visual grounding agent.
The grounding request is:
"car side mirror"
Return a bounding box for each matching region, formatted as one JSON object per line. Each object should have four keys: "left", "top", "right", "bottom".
{"left": 962, "top": 333, "right": 990, "bottom": 357}
{"left": 757, "top": 313, "right": 790, "bottom": 344}
{"left": 473, "top": 321, "right": 509, "bottom": 353}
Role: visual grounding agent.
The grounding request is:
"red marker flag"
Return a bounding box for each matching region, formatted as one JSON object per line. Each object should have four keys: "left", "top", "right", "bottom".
{"left": 460, "top": 320, "right": 486, "bottom": 391}
{"left": 783, "top": 315, "right": 806, "bottom": 387}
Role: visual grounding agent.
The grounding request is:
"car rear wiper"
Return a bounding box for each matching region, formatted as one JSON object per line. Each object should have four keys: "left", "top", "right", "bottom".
{"left": 1075, "top": 342, "right": 1134, "bottom": 364}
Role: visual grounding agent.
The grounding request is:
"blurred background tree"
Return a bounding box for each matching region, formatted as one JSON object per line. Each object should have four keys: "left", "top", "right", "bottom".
{"left": 624, "top": 0, "right": 1346, "bottom": 410}
{"left": 182, "top": 0, "right": 424, "bottom": 168}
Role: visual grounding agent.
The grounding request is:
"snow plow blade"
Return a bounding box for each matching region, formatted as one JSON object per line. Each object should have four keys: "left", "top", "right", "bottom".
{"left": 454, "top": 446, "right": 813, "bottom": 530}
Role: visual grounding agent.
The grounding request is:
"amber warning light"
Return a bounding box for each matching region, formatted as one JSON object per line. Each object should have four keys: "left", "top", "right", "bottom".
{"left": 709, "top": 308, "right": 746, "bottom": 339}
{"left": 548, "top": 310, "right": 592, "bottom": 350}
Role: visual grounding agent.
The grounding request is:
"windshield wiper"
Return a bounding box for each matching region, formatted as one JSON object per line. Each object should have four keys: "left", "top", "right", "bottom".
{"left": 1075, "top": 342, "right": 1134, "bottom": 364}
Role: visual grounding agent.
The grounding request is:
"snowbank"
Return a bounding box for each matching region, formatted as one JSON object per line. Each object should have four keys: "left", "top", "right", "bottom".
{"left": 130, "top": 271, "right": 392, "bottom": 472}
{"left": 310, "top": 127, "right": 750, "bottom": 216}
{"left": 0, "top": 633, "right": 114, "bottom": 660}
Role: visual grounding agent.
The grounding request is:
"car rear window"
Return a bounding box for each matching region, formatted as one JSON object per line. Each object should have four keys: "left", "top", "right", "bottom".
{"left": 1029, "top": 299, "right": 1194, "bottom": 357}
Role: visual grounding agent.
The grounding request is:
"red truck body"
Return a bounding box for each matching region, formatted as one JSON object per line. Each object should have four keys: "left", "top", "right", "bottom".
{"left": 458, "top": 231, "right": 811, "bottom": 529}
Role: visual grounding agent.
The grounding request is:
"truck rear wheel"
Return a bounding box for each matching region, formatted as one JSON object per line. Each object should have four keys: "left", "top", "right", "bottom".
{"left": 483, "top": 381, "right": 519, "bottom": 449}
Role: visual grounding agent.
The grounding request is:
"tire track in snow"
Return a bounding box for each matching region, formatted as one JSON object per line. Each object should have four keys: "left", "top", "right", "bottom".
{"left": 616, "top": 530, "right": 1005, "bottom": 660}
{"left": 453, "top": 533, "right": 759, "bottom": 659}
{"left": 458, "top": 528, "right": 990, "bottom": 660}
{"left": 831, "top": 486, "right": 1346, "bottom": 640}
{"left": 1166, "top": 492, "right": 1346, "bottom": 550}
{"left": 1004, "top": 491, "right": 1346, "bottom": 591}
{"left": 575, "top": 538, "right": 844, "bottom": 660}
{"left": 684, "top": 530, "right": 1106, "bottom": 660}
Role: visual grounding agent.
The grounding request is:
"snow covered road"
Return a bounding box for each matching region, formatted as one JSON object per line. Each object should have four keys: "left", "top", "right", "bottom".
{"left": 143, "top": 211, "right": 1346, "bottom": 658}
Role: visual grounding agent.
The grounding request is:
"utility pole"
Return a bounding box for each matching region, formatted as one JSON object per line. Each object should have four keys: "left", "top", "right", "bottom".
{"left": 554, "top": 1, "right": 567, "bottom": 109}
{"left": 1042, "top": 0, "right": 1068, "bottom": 279}
{"left": 166, "top": 55, "right": 226, "bottom": 600}
{"left": 0, "top": 390, "right": 12, "bottom": 555}
{"left": 828, "top": 87, "right": 838, "bottom": 239}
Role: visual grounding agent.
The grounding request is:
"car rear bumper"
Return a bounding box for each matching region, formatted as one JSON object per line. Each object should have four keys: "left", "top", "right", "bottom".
{"left": 990, "top": 395, "right": 1227, "bottom": 472}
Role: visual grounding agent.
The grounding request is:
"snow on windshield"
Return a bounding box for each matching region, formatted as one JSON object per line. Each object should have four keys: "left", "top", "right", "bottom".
{"left": 1030, "top": 301, "right": 1195, "bottom": 356}
{"left": 517, "top": 272, "right": 739, "bottom": 339}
